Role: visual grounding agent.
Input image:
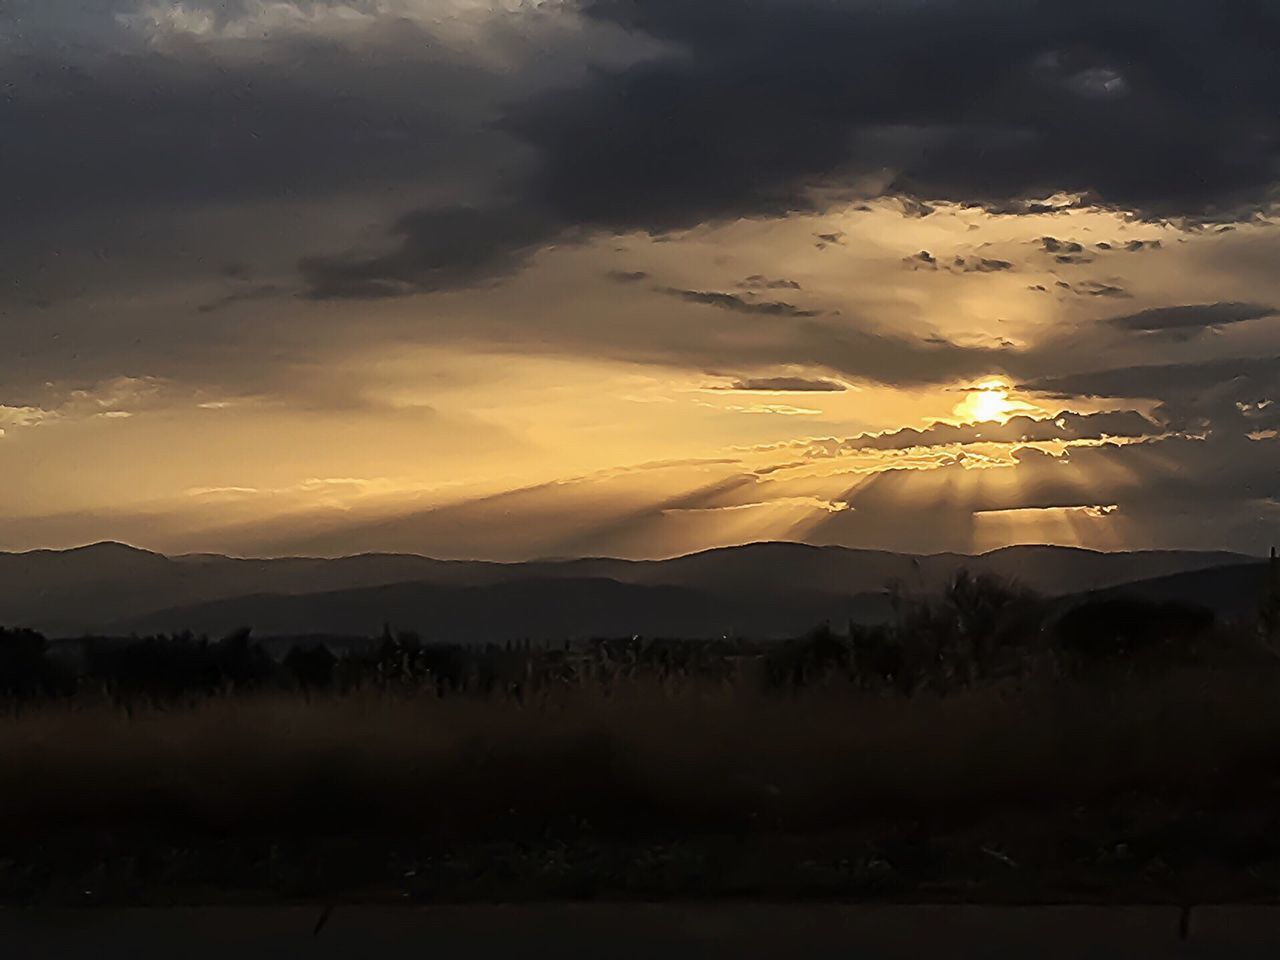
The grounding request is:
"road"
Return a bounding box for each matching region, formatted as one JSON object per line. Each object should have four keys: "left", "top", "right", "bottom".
{"left": 5, "top": 904, "right": 1280, "bottom": 958}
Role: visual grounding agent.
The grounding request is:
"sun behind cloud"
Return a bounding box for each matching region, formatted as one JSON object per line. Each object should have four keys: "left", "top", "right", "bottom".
{"left": 952, "top": 378, "right": 1039, "bottom": 425}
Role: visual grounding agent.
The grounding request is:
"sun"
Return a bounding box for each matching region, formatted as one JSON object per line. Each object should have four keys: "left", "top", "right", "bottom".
{"left": 953, "top": 378, "right": 1037, "bottom": 424}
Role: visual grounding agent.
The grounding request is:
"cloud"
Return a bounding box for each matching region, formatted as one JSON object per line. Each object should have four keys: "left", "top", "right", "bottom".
{"left": 1040, "top": 237, "right": 1084, "bottom": 254}
{"left": 825, "top": 410, "right": 1163, "bottom": 454}
{"left": 12, "top": 1, "right": 1280, "bottom": 306}
{"left": 1024, "top": 355, "right": 1280, "bottom": 407}
{"left": 197, "top": 283, "right": 288, "bottom": 314}
{"left": 1075, "top": 281, "right": 1132, "bottom": 299}
{"left": 657, "top": 288, "right": 822, "bottom": 317}
{"left": 300, "top": 204, "right": 565, "bottom": 298}
{"left": 6, "top": 2, "right": 1280, "bottom": 560}
{"left": 4, "top": 28, "right": 530, "bottom": 223}
{"left": 729, "top": 403, "right": 824, "bottom": 416}
{"left": 957, "top": 257, "right": 1014, "bottom": 273}
{"left": 415, "top": 0, "right": 1280, "bottom": 293}
{"left": 739, "top": 275, "right": 802, "bottom": 290}
{"left": 1038, "top": 235, "right": 1093, "bottom": 265}
{"left": 0, "top": 376, "right": 172, "bottom": 433}
{"left": 606, "top": 270, "right": 650, "bottom": 283}
{"left": 119, "top": 0, "right": 539, "bottom": 46}
{"left": 909, "top": 251, "right": 1013, "bottom": 273}
{"left": 529, "top": 0, "right": 1280, "bottom": 229}
{"left": 1106, "top": 302, "right": 1276, "bottom": 335}
{"left": 0, "top": 406, "right": 55, "bottom": 434}
{"left": 722, "top": 377, "right": 848, "bottom": 393}
{"left": 805, "top": 431, "right": 1280, "bottom": 553}
{"left": 663, "top": 496, "right": 848, "bottom": 515}
{"left": 241, "top": 430, "right": 1280, "bottom": 558}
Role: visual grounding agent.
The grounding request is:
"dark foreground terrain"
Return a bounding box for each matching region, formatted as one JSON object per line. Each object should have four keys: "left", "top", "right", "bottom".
{"left": 6, "top": 904, "right": 1276, "bottom": 959}
{"left": 3, "top": 566, "right": 1280, "bottom": 907}
{"left": 10, "top": 677, "right": 1280, "bottom": 907}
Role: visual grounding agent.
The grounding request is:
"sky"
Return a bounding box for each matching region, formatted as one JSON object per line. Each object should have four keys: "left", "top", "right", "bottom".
{"left": 2, "top": 0, "right": 1280, "bottom": 559}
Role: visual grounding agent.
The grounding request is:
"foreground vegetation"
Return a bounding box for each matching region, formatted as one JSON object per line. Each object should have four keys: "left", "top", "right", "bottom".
{"left": 3, "top": 571, "right": 1280, "bottom": 904}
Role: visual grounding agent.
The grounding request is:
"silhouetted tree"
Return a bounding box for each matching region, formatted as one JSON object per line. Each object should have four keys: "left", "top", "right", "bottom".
{"left": 764, "top": 624, "right": 851, "bottom": 692}
{"left": 892, "top": 570, "right": 1041, "bottom": 692}
{"left": 0, "top": 628, "right": 73, "bottom": 701}
{"left": 1054, "top": 596, "right": 1216, "bottom": 676}
{"left": 284, "top": 644, "right": 337, "bottom": 694}
{"left": 1261, "top": 547, "right": 1280, "bottom": 647}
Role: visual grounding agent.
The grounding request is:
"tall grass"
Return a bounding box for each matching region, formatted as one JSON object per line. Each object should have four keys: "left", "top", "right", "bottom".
{"left": 4, "top": 663, "right": 1280, "bottom": 839}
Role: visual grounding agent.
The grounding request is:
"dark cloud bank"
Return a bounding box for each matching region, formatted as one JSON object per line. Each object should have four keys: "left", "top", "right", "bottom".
{"left": 10, "top": 2, "right": 1280, "bottom": 320}
{"left": 301, "top": 0, "right": 1280, "bottom": 296}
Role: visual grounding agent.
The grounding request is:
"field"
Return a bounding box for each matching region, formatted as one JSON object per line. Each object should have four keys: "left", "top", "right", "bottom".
{"left": 6, "top": 628, "right": 1280, "bottom": 903}
{"left": 2, "top": 568, "right": 1280, "bottom": 904}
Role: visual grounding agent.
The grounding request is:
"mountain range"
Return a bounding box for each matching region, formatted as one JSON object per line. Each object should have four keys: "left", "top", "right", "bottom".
{"left": 0, "top": 540, "right": 1264, "bottom": 641}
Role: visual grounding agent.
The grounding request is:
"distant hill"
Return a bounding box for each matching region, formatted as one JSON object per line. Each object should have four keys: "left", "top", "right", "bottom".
{"left": 1057, "top": 561, "right": 1272, "bottom": 621}
{"left": 556, "top": 542, "right": 1253, "bottom": 598}
{"left": 0, "top": 540, "right": 1256, "bottom": 638}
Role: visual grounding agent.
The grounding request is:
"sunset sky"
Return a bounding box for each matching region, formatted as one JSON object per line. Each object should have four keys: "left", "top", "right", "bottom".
{"left": 3, "top": 0, "right": 1279, "bottom": 559}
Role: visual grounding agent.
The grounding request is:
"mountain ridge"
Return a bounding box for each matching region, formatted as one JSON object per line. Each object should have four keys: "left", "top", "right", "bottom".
{"left": 8, "top": 538, "right": 1259, "bottom": 565}
{"left": 0, "top": 539, "right": 1257, "bottom": 638}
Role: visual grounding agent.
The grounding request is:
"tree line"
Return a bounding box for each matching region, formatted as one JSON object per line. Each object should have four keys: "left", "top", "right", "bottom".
{"left": 3, "top": 568, "right": 1257, "bottom": 707}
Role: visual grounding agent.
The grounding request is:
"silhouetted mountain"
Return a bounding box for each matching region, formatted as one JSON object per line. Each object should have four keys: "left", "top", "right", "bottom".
{"left": 554, "top": 542, "right": 1251, "bottom": 598}
{"left": 1058, "top": 561, "right": 1272, "bottom": 621}
{"left": 0, "top": 542, "right": 175, "bottom": 632}
{"left": 0, "top": 540, "right": 1255, "bottom": 637}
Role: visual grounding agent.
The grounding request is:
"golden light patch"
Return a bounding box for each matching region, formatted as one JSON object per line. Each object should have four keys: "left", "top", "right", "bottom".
{"left": 973, "top": 504, "right": 1129, "bottom": 552}
{"left": 952, "top": 378, "right": 1039, "bottom": 424}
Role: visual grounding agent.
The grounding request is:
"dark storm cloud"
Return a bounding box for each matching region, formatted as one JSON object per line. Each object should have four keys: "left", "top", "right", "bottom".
{"left": 1022, "top": 355, "right": 1280, "bottom": 437}
{"left": 1033, "top": 280, "right": 1130, "bottom": 298}
{"left": 549, "top": 0, "right": 1280, "bottom": 224}
{"left": 8, "top": 1, "right": 1280, "bottom": 305}
{"left": 657, "top": 288, "right": 822, "bottom": 318}
{"left": 907, "top": 251, "right": 1012, "bottom": 272}
{"left": 1077, "top": 282, "right": 1132, "bottom": 299}
{"left": 744, "top": 324, "right": 1013, "bottom": 389}
{"left": 299, "top": 205, "right": 562, "bottom": 299}
{"left": 1040, "top": 238, "right": 1085, "bottom": 255}
{"left": 302, "top": 0, "right": 1280, "bottom": 298}
{"left": 590, "top": 314, "right": 1013, "bottom": 389}
{"left": 1, "top": 41, "right": 501, "bottom": 222}
{"left": 724, "top": 377, "right": 848, "bottom": 393}
{"left": 1011, "top": 435, "right": 1280, "bottom": 507}
{"left": 1106, "top": 302, "right": 1277, "bottom": 334}
{"left": 957, "top": 257, "right": 1014, "bottom": 273}
{"left": 0, "top": 1, "right": 650, "bottom": 308}
{"left": 8, "top": 2, "right": 1280, "bottom": 410}
{"left": 606, "top": 270, "right": 651, "bottom": 284}
{"left": 1023, "top": 355, "right": 1280, "bottom": 399}
{"left": 197, "top": 284, "right": 288, "bottom": 315}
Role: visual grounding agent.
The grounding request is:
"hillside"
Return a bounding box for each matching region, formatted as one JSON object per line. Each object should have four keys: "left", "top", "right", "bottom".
{"left": 0, "top": 540, "right": 1256, "bottom": 638}
{"left": 1059, "top": 561, "right": 1273, "bottom": 620}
